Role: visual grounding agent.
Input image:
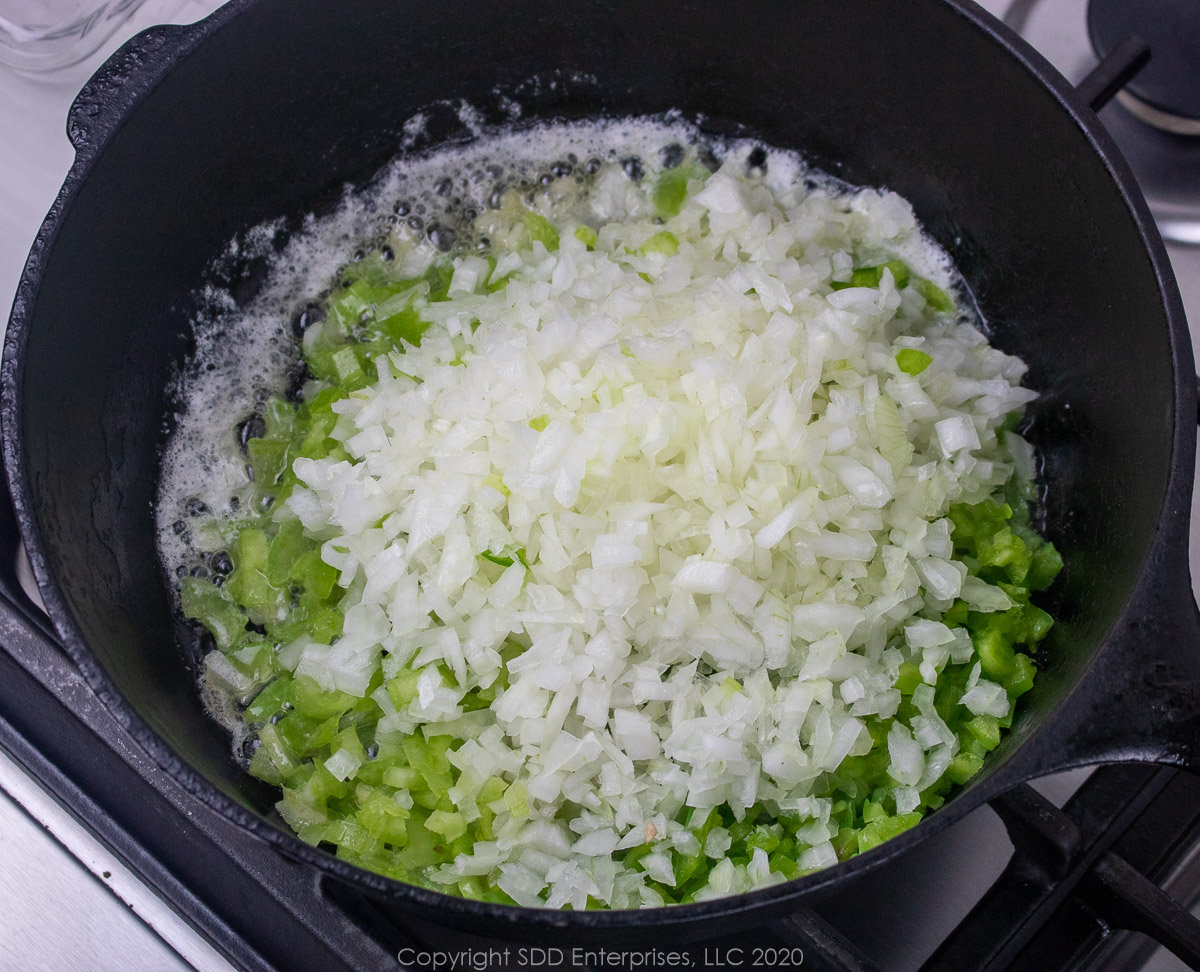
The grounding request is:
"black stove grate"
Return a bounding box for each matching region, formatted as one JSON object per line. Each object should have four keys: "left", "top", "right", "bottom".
{"left": 925, "top": 768, "right": 1200, "bottom": 971}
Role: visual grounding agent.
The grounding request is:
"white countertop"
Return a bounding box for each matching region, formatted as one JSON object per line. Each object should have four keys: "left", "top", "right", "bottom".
{"left": 0, "top": 2, "right": 1197, "bottom": 971}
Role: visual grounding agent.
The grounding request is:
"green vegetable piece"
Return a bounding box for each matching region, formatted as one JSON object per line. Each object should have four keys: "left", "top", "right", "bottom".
{"left": 478, "top": 776, "right": 508, "bottom": 806}
{"left": 332, "top": 347, "right": 364, "bottom": 383}
{"left": 357, "top": 788, "right": 410, "bottom": 844}
{"left": 521, "top": 210, "right": 560, "bottom": 251}
{"left": 378, "top": 305, "right": 429, "bottom": 348}
{"left": 831, "top": 825, "right": 859, "bottom": 861}
{"left": 768, "top": 851, "right": 799, "bottom": 880}
{"left": 331, "top": 725, "right": 365, "bottom": 762}
{"left": 948, "top": 499, "right": 1012, "bottom": 557}
{"left": 460, "top": 688, "right": 492, "bottom": 712}
{"left": 248, "top": 744, "right": 284, "bottom": 785}
{"left": 327, "top": 818, "right": 381, "bottom": 858}
{"left": 245, "top": 674, "right": 295, "bottom": 723}
{"left": 426, "top": 810, "right": 467, "bottom": 842}
{"left": 1028, "top": 542, "right": 1064, "bottom": 591}
{"left": 974, "top": 626, "right": 1016, "bottom": 682}
{"left": 977, "top": 527, "right": 1032, "bottom": 585}
{"left": 965, "top": 713, "right": 1002, "bottom": 751}
{"left": 278, "top": 710, "right": 340, "bottom": 757}
{"left": 480, "top": 545, "right": 528, "bottom": 569}
{"left": 293, "top": 674, "right": 357, "bottom": 720}
{"left": 642, "top": 230, "right": 679, "bottom": 256}
{"left": 504, "top": 781, "right": 531, "bottom": 819}
{"left": 228, "top": 528, "right": 287, "bottom": 624}
{"left": 574, "top": 225, "right": 598, "bottom": 250}
{"left": 262, "top": 396, "right": 294, "bottom": 439}
{"left": 857, "top": 811, "right": 922, "bottom": 852}
{"left": 943, "top": 599, "right": 970, "bottom": 627}
{"left": 257, "top": 722, "right": 300, "bottom": 778}
{"left": 299, "top": 409, "right": 338, "bottom": 460}
{"left": 652, "top": 165, "right": 694, "bottom": 216}
{"left": 290, "top": 548, "right": 339, "bottom": 600}
{"left": 267, "top": 519, "right": 307, "bottom": 587}
{"left": 895, "top": 348, "right": 934, "bottom": 375}
{"left": 831, "top": 259, "right": 910, "bottom": 291}
{"left": 746, "top": 825, "right": 780, "bottom": 854}
{"left": 402, "top": 735, "right": 455, "bottom": 796}
{"left": 673, "top": 851, "right": 705, "bottom": 888}
{"left": 946, "top": 751, "right": 985, "bottom": 785}
{"left": 180, "top": 576, "right": 247, "bottom": 651}
{"left": 887, "top": 260, "right": 911, "bottom": 288}
{"left": 1003, "top": 653, "right": 1037, "bottom": 697}
{"left": 895, "top": 661, "right": 923, "bottom": 695}
{"left": 913, "top": 276, "right": 956, "bottom": 313}
{"left": 688, "top": 806, "right": 721, "bottom": 842}
{"left": 272, "top": 602, "right": 343, "bottom": 648}
{"left": 1025, "top": 604, "right": 1055, "bottom": 643}
{"left": 383, "top": 765, "right": 421, "bottom": 790}
{"left": 225, "top": 639, "right": 278, "bottom": 685}
{"left": 387, "top": 669, "right": 421, "bottom": 710}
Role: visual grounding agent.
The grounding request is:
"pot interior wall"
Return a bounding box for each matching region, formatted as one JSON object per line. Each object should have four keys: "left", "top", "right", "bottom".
{"left": 15, "top": 0, "right": 1174, "bottom": 828}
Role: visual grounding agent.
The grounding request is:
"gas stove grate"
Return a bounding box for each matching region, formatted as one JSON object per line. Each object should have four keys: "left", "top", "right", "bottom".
{"left": 926, "top": 768, "right": 1200, "bottom": 970}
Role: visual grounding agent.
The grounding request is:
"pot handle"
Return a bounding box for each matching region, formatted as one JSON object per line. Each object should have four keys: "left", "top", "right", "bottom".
{"left": 1011, "top": 534, "right": 1200, "bottom": 779}
{"left": 67, "top": 20, "right": 207, "bottom": 156}
{"left": 1006, "top": 382, "right": 1200, "bottom": 779}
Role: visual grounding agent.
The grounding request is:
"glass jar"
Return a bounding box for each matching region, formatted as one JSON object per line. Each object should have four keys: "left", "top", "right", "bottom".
{"left": 0, "top": 0, "right": 151, "bottom": 72}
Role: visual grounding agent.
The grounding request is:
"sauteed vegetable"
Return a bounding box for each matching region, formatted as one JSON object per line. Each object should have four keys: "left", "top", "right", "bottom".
{"left": 169, "top": 127, "right": 1060, "bottom": 909}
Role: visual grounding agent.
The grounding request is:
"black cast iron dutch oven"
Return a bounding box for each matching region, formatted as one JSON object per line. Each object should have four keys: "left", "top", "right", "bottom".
{"left": 2, "top": 0, "right": 1199, "bottom": 945}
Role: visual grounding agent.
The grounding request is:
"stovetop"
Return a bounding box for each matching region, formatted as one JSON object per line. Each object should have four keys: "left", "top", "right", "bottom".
{"left": 1, "top": 2, "right": 1199, "bottom": 971}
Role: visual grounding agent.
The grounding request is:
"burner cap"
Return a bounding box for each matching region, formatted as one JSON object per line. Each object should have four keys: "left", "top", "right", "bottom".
{"left": 1088, "top": 0, "right": 1200, "bottom": 127}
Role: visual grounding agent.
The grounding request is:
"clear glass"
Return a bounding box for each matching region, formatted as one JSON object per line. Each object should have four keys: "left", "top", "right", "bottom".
{"left": 0, "top": 0, "right": 149, "bottom": 72}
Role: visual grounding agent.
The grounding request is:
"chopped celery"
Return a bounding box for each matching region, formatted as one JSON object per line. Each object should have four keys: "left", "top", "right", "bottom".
{"left": 642, "top": 230, "right": 679, "bottom": 256}
{"left": 895, "top": 348, "right": 933, "bottom": 375}
{"left": 293, "top": 675, "right": 357, "bottom": 720}
{"left": 522, "top": 210, "right": 560, "bottom": 251}
{"left": 378, "top": 305, "right": 429, "bottom": 348}
{"left": 290, "top": 548, "right": 338, "bottom": 599}
{"left": 180, "top": 577, "right": 246, "bottom": 651}
{"left": 386, "top": 668, "right": 420, "bottom": 709}
{"left": 480, "top": 545, "right": 528, "bottom": 568}
{"left": 652, "top": 163, "right": 706, "bottom": 216}
{"left": 912, "top": 276, "right": 956, "bottom": 312}
{"left": 227, "top": 528, "right": 287, "bottom": 624}
{"left": 574, "top": 225, "right": 598, "bottom": 249}
{"left": 831, "top": 259, "right": 910, "bottom": 291}
{"left": 247, "top": 438, "right": 288, "bottom": 489}
{"left": 426, "top": 809, "right": 467, "bottom": 842}
{"left": 266, "top": 519, "right": 307, "bottom": 586}
{"left": 245, "top": 674, "right": 295, "bottom": 723}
